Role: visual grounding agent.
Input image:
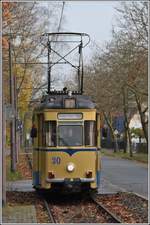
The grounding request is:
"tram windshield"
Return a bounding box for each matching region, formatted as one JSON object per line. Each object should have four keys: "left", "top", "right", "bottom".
{"left": 58, "top": 125, "right": 83, "bottom": 146}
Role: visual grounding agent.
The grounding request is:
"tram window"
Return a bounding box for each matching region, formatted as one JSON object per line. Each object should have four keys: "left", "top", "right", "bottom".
{"left": 58, "top": 125, "right": 82, "bottom": 146}
{"left": 45, "top": 121, "right": 56, "bottom": 147}
{"left": 84, "top": 121, "right": 96, "bottom": 146}
{"left": 38, "top": 114, "right": 44, "bottom": 146}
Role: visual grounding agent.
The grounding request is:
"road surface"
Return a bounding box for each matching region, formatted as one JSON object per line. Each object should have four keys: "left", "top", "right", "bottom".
{"left": 99, "top": 156, "right": 148, "bottom": 198}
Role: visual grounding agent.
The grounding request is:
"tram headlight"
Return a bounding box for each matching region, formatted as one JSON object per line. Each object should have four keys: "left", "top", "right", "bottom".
{"left": 66, "top": 163, "right": 75, "bottom": 172}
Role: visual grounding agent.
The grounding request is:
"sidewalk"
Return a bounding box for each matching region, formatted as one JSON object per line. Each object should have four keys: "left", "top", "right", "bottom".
{"left": 3, "top": 179, "right": 37, "bottom": 223}
{"left": 3, "top": 205, "right": 37, "bottom": 223}
{"left": 6, "top": 179, "right": 34, "bottom": 192}
{"left": 2, "top": 180, "right": 37, "bottom": 224}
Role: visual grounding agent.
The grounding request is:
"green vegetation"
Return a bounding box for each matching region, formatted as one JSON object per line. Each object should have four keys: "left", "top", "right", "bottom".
{"left": 101, "top": 149, "right": 148, "bottom": 164}
{"left": 6, "top": 157, "right": 22, "bottom": 181}
{"left": 130, "top": 127, "right": 144, "bottom": 138}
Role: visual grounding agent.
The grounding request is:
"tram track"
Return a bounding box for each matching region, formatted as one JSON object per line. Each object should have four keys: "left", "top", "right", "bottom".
{"left": 23, "top": 148, "right": 147, "bottom": 223}
{"left": 132, "top": 192, "right": 148, "bottom": 201}
{"left": 41, "top": 193, "right": 123, "bottom": 223}
{"left": 43, "top": 199, "right": 56, "bottom": 223}
{"left": 24, "top": 150, "right": 122, "bottom": 223}
{"left": 90, "top": 194, "right": 122, "bottom": 223}
{"left": 93, "top": 192, "right": 148, "bottom": 223}
{"left": 24, "top": 148, "right": 121, "bottom": 223}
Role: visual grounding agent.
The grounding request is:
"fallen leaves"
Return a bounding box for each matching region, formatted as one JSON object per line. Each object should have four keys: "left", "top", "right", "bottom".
{"left": 17, "top": 154, "right": 32, "bottom": 179}
{"left": 95, "top": 192, "right": 148, "bottom": 223}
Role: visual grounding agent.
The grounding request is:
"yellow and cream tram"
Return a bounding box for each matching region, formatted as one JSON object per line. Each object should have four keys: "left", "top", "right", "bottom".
{"left": 31, "top": 32, "right": 101, "bottom": 192}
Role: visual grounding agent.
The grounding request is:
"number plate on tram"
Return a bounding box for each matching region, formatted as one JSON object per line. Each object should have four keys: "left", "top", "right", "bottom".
{"left": 52, "top": 157, "right": 61, "bottom": 165}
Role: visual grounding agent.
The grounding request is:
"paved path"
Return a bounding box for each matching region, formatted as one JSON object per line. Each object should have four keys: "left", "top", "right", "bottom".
{"left": 99, "top": 156, "right": 148, "bottom": 198}
{"left": 3, "top": 205, "right": 37, "bottom": 223}
{"left": 6, "top": 180, "right": 34, "bottom": 192}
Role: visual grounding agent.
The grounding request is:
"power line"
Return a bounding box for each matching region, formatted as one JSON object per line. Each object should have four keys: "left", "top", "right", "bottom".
{"left": 51, "top": 1, "right": 65, "bottom": 51}
{"left": 47, "top": 1, "right": 65, "bottom": 93}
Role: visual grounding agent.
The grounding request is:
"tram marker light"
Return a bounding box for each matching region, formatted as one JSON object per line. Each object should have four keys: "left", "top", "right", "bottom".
{"left": 86, "top": 170, "right": 92, "bottom": 178}
{"left": 48, "top": 171, "right": 55, "bottom": 179}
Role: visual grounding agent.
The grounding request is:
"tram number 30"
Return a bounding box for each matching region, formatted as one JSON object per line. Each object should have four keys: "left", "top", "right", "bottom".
{"left": 52, "top": 157, "right": 61, "bottom": 165}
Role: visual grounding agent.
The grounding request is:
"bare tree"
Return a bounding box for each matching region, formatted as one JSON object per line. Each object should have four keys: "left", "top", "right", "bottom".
{"left": 84, "top": 2, "right": 148, "bottom": 154}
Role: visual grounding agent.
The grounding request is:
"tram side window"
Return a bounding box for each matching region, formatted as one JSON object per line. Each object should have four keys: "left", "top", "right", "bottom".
{"left": 45, "top": 121, "right": 56, "bottom": 147}
{"left": 38, "top": 114, "right": 44, "bottom": 146}
{"left": 84, "top": 121, "right": 96, "bottom": 146}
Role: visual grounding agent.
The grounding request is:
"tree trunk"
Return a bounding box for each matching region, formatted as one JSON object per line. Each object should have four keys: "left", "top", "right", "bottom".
{"left": 122, "top": 87, "right": 133, "bottom": 157}
{"left": 127, "top": 85, "right": 148, "bottom": 150}
{"left": 102, "top": 111, "right": 116, "bottom": 152}
{"left": 127, "top": 127, "right": 133, "bottom": 157}
{"left": 123, "top": 127, "right": 127, "bottom": 153}
{"left": 135, "top": 94, "right": 148, "bottom": 149}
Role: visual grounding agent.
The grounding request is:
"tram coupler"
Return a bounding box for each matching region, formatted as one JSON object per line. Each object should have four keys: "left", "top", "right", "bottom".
{"left": 64, "top": 178, "right": 81, "bottom": 192}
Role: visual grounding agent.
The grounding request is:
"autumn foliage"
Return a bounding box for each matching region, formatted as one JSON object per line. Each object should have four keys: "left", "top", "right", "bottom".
{"left": 2, "top": 2, "right": 13, "bottom": 48}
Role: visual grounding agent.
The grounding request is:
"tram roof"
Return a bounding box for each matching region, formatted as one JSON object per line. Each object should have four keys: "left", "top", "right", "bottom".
{"left": 34, "top": 94, "right": 96, "bottom": 110}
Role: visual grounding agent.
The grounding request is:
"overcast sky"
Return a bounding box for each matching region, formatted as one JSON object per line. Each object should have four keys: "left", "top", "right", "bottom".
{"left": 40, "top": 1, "right": 119, "bottom": 61}
{"left": 40, "top": 1, "right": 119, "bottom": 89}
{"left": 64, "top": 1, "right": 118, "bottom": 43}
{"left": 63, "top": 1, "right": 118, "bottom": 60}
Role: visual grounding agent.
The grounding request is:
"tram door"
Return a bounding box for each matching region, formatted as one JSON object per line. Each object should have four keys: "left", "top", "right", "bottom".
{"left": 96, "top": 113, "right": 101, "bottom": 149}
{"left": 37, "top": 114, "right": 44, "bottom": 185}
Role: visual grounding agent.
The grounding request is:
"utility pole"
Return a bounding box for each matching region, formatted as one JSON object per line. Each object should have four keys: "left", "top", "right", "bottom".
{"left": 2, "top": 102, "right": 6, "bottom": 206}
{"left": 9, "top": 37, "right": 16, "bottom": 171}
{"left": 2, "top": 39, "right": 6, "bottom": 206}
{"left": 14, "top": 74, "right": 19, "bottom": 162}
{"left": 47, "top": 37, "right": 51, "bottom": 94}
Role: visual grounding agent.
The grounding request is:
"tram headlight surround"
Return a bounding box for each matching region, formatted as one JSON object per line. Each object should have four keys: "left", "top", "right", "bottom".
{"left": 66, "top": 163, "right": 75, "bottom": 172}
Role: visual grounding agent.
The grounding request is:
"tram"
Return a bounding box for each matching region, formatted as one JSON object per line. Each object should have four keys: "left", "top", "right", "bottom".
{"left": 31, "top": 33, "right": 101, "bottom": 192}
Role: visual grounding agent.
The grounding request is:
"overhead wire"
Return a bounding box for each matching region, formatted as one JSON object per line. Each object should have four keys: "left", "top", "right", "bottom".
{"left": 51, "top": 1, "right": 65, "bottom": 57}
{"left": 47, "top": 1, "right": 65, "bottom": 93}
{"left": 57, "top": 2, "right": 65, "bottom": 33}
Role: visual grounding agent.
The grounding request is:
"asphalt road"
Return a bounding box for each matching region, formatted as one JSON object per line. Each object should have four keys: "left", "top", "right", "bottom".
{"left": 99, "top": 156, "right": 148, "bottom": 198}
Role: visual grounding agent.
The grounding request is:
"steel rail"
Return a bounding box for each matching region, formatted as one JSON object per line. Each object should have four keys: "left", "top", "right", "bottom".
{"left": 24, "top": 148, "right": 56, "bottom": 223}
{"left": 43, "top": 199, "right": 56, "bottom": 223}
{"left": 130, "top": 192, "right": 148, "bottom": 201}
{"left": 90, "top": 195, "right": 122, "bottom": 223}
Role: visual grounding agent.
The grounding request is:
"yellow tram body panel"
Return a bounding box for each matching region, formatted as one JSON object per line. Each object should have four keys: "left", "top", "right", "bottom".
{"left": 32, "top": 108, "right": 101, "bottom": 190}
{"left": 34, "top": 150, "right": 98, "bottom": 189}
